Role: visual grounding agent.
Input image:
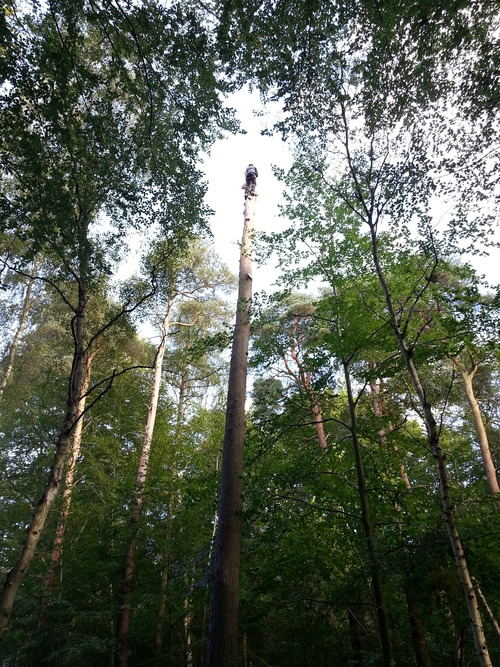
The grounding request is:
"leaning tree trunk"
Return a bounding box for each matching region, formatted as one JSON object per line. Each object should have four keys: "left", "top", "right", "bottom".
{"left": 459, "top": 363, "right": 500, "bottom": 501}
{"left": 0, "top": 270, "right": 88, "bottom": 640}
{"left": 343, "top": 360, "right": 393, "bottom": 666}
{"left": 0, "top": 261, "right": 38, "bottom": 400}
{"left": 205, "top": 185, "right": 255, "bottom": 667}
{"left": 369, "top": 225, "right": 492, "bottom": 667}
{"left": 37, "top": 347, "right": 98, "bottom": 633}
{"left": 116, "top": 297, "right": 173, "bottom": 667}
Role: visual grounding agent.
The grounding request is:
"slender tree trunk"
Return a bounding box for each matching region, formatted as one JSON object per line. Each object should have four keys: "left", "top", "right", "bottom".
{"left": 343, "top": 361, "right": 393, "bottom": 666}
{"left": 116, "top": 298, "right": 173, "bottom": 667}
{"left": 369, "top": 226, "right": 492, "bottom": 667}
{"left": 460, "top": 364, "right": 500, "bottom": 500}
{"left": 155, "top": 371, "right": 186, "bottom": 657}
{"left": 37, "top": 347, "right": 98, "bottom": 633}
{"left": 369, "top": 375, "right": 411, "bottom": 490}
{"left": 155, "top": 496, "right": 173, "bottom": 658}
{"left": 0, "top": 262, "right": 38, "bottom": 399}
{"left": 347, "top": 607, "right": 365, "bottom": 667}
{"left": 205, "top": 184, "right": 254, "bottom": 667}
{"left": 0, "top": 274, "right": 88, "bottom": 640}
{"left": 405, "top": 579, "right": 432, "bottom": 667}
{"left": 286, "top": 319, "right": 328, "bottom": 450}
{"left": 184, "top": 594, "right": 193, "bottom": 667}
{"left": 472, "top": 578, "right": 500, "bottom": 638}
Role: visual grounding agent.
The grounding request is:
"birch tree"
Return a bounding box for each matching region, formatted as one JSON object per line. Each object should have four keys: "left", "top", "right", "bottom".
{"left": 0, "top": 0, "right": 230, "bottom": 638}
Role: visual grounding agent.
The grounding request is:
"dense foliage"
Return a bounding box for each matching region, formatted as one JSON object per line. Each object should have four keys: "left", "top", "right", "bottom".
{"left": 0, "top": 1, "right": 498, "bottom": 665}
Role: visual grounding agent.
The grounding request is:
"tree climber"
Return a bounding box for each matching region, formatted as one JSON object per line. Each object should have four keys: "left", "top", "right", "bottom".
{"left": 243, "top": 163, "right": 258, "bottom": 197}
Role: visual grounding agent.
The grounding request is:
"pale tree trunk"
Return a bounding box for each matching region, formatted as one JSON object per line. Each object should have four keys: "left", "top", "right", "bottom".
{"left": 343, "top": 361, "right": 393, "bottom": 666}
{"left": 0, "top": 261, "right": 38, "bottom": 400}
{"left": 369, "top": 225, "right": 492, "bottom": 667}
{"left": 472, "top": 578, "right": 500, "bottom": 638}
{"left": 458, "top": 362, "right": 500, "bottom": 501}
{"left": 205, "top": 185, "right": 254, "bottom": 667}
{"left": 37, "top": 347, "right": 98, "bottom": 633}
{"left": 0, "top": 271, "right": 88, "bottom": 640}
{"left": 155, "top": 372, "right": 186, "bottom": 658}
{"left": 116, "top": 297, "right": 173, "bottom": 667}
{"left": 184, "top": 589, "right": 193, "bottom": 667}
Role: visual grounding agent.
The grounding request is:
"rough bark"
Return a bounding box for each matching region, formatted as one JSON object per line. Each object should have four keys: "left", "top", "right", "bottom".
{"left": 116, "top": 298, "right": 173, "bottom": 667}
{"left": 459, "top": 363, "right": 500, "bottom": 500}
{"left": 37, "top": 347, "right": 98, "bottom": 633}
{"left": 0, "top": 263, "right": 38, "bottom": 399}
{"left": 205, "top": 188, "right": 254, "bottom": 667}
{"left": 0, "top": 272, "right": 88, "bottom": 640}
{"left": 369, "top": 226, "right": 492, "bottom": 667}
{"left": 343, "top": 361, "right": 393, "bottom": 666}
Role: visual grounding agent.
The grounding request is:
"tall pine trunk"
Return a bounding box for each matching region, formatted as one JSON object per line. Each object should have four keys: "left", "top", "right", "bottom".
{"left": 205, "top": 187, "right": 254, "bottom": 666}
{"left": 116, "top": 297, "right": 173, "bottom": 666}
{"left": 369, "top": 225, "right": 492, "bottom": 667}
{"left": 37, "top": 347, "right": 98, "bottom": 632}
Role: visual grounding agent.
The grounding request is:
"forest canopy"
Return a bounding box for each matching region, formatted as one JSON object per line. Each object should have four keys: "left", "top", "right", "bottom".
{"left": 0, "top": 1, "right": 498, "bottom": 666}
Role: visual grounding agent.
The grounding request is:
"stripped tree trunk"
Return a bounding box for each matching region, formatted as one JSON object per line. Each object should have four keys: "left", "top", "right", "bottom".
{"left": 459, "top": 362, "right": 500, "bottom": 501}
{"left": 37, "top": 347, "right": 98, "bottom": 632}
{"left": 0, "top": 261, "right": 38, "bottom": 400}
{"left": 369, "top": 225, "right": 492, "bottom": 667}
{"left": 205, "top": 186, "right": 254, "bottom": 667}
{"left": 116, "top": 296, "right": 173, "bottom": 667}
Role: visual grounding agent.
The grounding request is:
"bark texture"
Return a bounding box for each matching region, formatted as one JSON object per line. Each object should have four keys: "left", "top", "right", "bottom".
{"left": 460, "top": 363, "right": 500, "bottom": 500}
{"left": 205, "top": 191, "right": 254, "bottom": 667}
{"left": 0, "top": 274, "right": 88, "bottom": 640}
{"left": 37, "top": 348, "right": 97, "bottom": 632}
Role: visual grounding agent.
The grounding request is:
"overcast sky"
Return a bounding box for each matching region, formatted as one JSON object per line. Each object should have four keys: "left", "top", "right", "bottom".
{"left": 201, "top": 88, "right": 292, "bottom": 293}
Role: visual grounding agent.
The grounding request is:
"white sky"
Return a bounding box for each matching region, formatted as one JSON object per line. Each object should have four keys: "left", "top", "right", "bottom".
{"left": 202, "top": 89, "right": 498, "bottom": 292}
{"left": 201, "top": 88, "right": 292, "bottom": 292}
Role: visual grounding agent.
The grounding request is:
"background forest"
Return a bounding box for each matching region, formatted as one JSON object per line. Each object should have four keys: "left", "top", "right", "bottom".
{"left": 0, "top": 1, "right": 499, "bottom": 666}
